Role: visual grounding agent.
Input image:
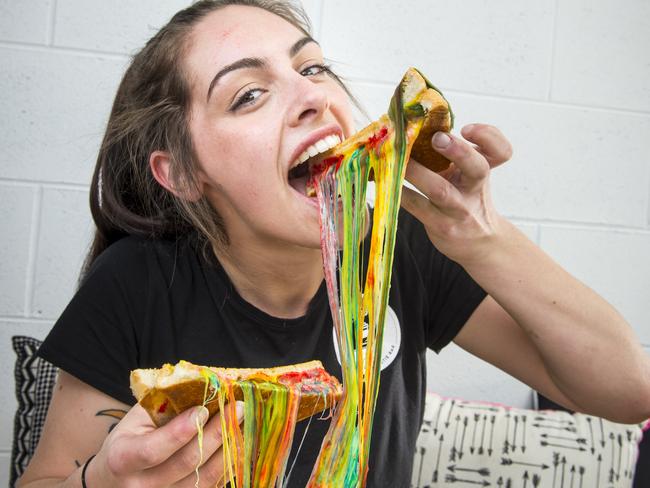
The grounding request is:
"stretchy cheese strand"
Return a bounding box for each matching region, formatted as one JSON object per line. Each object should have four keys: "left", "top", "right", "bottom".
{"left": 308, "top": 81, "right": 425, "bottom": 488}
{"left": 195, "top": 370, "right": 220, "bottom": 488}
{"left": 198, "top": 371, "right": 301, "bottom": 488}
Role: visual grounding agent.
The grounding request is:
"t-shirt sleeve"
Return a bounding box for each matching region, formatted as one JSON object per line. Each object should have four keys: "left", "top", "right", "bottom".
{"left": 424, "top": 250, "right": 487, "bottom": 353}
{"left": 37, "top": 238, "right": 148, "bottom": 405}
{"left": 398, "top": 210, "right": 487, "bottom": 353}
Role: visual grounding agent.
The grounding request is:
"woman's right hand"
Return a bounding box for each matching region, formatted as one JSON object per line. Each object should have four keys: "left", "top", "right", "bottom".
{"left": 88, "top": 402, "right": 242, "bottom": 488}
{"left": 17, "top": 371, "right": 242, "bottom": 488}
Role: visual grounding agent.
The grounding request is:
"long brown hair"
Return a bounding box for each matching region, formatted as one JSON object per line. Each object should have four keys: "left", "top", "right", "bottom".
{"left": 83, "top": 0, "right": 360, "bottom": 277}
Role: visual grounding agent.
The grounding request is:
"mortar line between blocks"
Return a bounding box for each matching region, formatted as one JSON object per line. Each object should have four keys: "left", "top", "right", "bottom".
{"left": 647, "top": 172, "right": 650, "bottom": 228}
{"left": 24, "top": 186, "right": 44, "bottom": 318}
{"left": 0, "top": 40, "right": 129, "bottom": 61}
{"left": 344, "top": 77, "right": 650, "bottom": 117}
{"left": 0, "top": 315, "right": 54, "bottom": 324}
{"left": 0, "top": 177, "right": 88, "bottom": 190}
{"left": 546, "top": 0, "right": 560, "bottom": 101}
{"left": 511, "top": 218, "right": 650, "bottom": 235}
{"left": 445, "top": 89, "right": 650, "bottom": 117}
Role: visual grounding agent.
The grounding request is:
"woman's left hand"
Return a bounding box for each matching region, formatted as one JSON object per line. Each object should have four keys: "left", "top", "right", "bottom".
{"left": 401, "top": 123, "right": 513, "bottom": 265}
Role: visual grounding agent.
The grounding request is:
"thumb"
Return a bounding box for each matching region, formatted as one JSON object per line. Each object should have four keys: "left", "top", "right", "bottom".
{"left": 114, "top": 403, "right": 157, "bottom": 431}
{"left": 112, "top": 405, "right": 209, "bottom": 473}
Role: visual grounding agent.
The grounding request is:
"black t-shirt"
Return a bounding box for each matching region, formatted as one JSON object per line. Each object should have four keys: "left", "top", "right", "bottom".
{"left": 39, "top": 209, "right": 486, "bottom": 487}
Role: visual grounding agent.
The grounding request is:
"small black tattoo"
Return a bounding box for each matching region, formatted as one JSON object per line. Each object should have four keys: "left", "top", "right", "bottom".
{"left": 96, "top": 408, "right": 128, "bottom": 432}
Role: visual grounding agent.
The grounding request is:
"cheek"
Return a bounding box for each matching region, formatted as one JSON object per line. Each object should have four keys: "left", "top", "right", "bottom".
{"left": 194, "top": 125, "right": 254, "bottom": 177}
{"left": 196, "top": 125, "right": 280, "bottom": 201}
{"left": 330, "top": 90, "right": 356, "bottom": 136}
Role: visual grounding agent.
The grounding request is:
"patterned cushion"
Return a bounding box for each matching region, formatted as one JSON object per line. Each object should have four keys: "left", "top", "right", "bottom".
{"left": 411, "top": 392, "right": 647, "bottom": 488}
{"left": 537, "top": 393, "right": 650, "bottom": 488}
{"left": 10, "top": 336, "right": 58, "bottom": 487}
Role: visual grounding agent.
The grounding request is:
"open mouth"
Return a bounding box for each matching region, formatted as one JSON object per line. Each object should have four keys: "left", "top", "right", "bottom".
{"left": 288, "top": 134, "right": 342, "bottom": 197}
{"left": 288, "top": 157, "right": 313, "bottom": 195}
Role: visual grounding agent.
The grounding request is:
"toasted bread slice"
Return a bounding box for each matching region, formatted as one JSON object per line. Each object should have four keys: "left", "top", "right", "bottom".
{"left": 131, "top": 360, "right": 342, "bottom": 427}
{"left": 407, "top": 69, "right": 453, "bottom": 173}
{"left": 310, "top": 68, "right": 452, "bottom": 177}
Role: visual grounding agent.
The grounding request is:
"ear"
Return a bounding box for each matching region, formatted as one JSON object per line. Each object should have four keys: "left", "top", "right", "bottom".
{"left": 149, "top": 150, "right": 202, "bottom": 202}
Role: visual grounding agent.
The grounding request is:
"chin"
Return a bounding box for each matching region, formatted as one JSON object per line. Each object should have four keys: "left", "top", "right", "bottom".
{"left": 281, "top": 222, "right": 324, "bottom": 251}
{"left": 301, "top": 230, "right": 326, "bottom": 251}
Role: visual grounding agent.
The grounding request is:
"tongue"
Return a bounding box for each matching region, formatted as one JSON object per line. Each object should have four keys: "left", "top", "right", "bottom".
{"left": 289, "top": 173, "right": 310, "bottom": 195}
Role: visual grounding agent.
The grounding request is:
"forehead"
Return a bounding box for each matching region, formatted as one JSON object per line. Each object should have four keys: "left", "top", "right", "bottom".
{"left": 185, "top": 5, "right": 309, "bottom": 83}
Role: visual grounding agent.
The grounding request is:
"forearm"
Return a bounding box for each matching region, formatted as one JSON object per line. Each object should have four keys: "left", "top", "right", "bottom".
{"left": 401, "top": 122, "right": 649, "bottom": 421}
{"left": 464, "top": 218, "right": 650, "bottom": 422}
{"left": 17, "top": 471, "right": 82, "bottom": 488}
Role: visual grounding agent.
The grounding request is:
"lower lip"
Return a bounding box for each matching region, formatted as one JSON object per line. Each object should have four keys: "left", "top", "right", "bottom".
{"left": 290, "top": 187, "right": 346, "bottom": 214}
{"left": 293, "top": 189, "right": 347, "bottom": 214}
{"left": 290, "top": 186, "right": 320, "bottom": 208}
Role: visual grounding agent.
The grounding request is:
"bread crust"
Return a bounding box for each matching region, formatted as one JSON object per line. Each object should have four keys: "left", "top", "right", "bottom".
{"left": 311, "top": 68, "right": 452, "bottom": 176}
{"left": 131, "top": 360, "right": 342, "bottom": 426}
{"left": 406, "top": 67, "right": 453, "bottom": 172}
{"left": 409, "top": 91, "right": 453, "bottom": 172}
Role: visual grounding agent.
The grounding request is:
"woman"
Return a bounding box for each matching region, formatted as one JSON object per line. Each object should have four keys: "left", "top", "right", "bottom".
{"left": 18, "top": 1, "right": 650, "bottom": 487}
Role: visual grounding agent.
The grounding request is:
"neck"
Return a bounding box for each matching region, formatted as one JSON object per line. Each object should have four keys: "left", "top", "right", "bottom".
{"left": 214, "top": 240, "right": 324, "bottom": 319}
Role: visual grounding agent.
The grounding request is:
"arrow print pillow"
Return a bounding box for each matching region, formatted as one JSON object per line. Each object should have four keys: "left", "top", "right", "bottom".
{"left": 411, "top": 393, "right": 648, "bottom": 488}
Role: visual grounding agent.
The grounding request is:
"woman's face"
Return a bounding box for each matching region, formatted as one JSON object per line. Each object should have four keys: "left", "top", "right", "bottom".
{"left": 185, "top": 5, "right": 355, "bottom": 250}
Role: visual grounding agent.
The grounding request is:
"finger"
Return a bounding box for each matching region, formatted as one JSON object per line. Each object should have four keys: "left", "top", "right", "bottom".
{"left": 401, "top": 185, "right": 443, "bottom": 221}
{"left": 460, "top": 123, "right": 513, "bottom": 168}
{"left": 430, "top": 131, "right": 490, "bottom": 185}
{"left": 142, "top": 410, "right": 223, "bottom": 485}
{"left": 114, "top": 406, "right": 209, "bottom": 474}
{"left": 405, "top": 160, "right": 465, "bottom": 215}
{"left": 147, "top": 402, "right": 243, "bottom": 485}
{"left": 436, "top": 161, "right": 461, "bottom": 182}
{"left": 111, "top": 403, "right": 156, "bottom": 433}
{"left": 171, "top": 446, "right": 230, "bottom": 488}
{"left": 170, "top": 403, "right": 244, "bottom": 488}
{"left": 401, "top": 186, "right": 468, "bottom": 244}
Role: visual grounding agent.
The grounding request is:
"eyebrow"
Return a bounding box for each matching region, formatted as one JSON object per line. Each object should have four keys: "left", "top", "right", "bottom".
{"left": 206, "top": 36, "right": 318, "bottom": 102}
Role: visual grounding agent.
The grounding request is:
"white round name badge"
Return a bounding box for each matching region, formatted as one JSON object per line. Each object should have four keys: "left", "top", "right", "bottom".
{"left": 332, "top": 305, "right": 401, "bottom": 371}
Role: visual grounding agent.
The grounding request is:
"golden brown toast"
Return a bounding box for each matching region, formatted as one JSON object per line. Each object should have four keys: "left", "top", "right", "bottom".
{"left": 130, "top": 360, "right": 342, "bottom": 426}
{"left": 405, "top": 68, "right": 453, "bottom": 172}
{"left": 312, "top": 68, "right": 453, "bottom": 176}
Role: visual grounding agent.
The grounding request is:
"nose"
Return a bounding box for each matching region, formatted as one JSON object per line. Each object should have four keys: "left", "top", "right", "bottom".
{"left": 286, "top": 73, "right": 330, "bottom": 127}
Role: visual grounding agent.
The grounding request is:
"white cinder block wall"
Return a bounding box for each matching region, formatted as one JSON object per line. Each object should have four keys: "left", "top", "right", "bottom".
{"left": 1, "top": 0, "right": 649, "bottom": 483}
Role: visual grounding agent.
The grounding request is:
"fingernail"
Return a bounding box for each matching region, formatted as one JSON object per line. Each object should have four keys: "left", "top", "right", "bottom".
{"left": 194, "top": 406, "right": 209, "bottom": 426}
{"left": 462, "top": 124, "right": 475, "bottom": 135}
{"left": 235, "top": 401, "right": 245, "bottom": 423}
{"left": 432, "top": 132, "right": 452, "bottom": 149}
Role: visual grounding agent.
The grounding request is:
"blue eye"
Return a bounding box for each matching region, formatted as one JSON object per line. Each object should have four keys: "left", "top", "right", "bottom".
{"left": 230, "top": 88, "right": 267, "bottom": 112}
{"left": 301, "top": 63, "right": 331, "bottom": 77}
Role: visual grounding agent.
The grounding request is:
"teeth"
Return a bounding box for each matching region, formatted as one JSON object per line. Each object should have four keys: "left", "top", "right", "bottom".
{"left": 325, "top": 135, "right": 339, "bottom": 147}
{"left": 315, "top": 139, "right": 329, "bottom": 153}
{"left": 291, "top": 134, "right": 342, "bottom": 169}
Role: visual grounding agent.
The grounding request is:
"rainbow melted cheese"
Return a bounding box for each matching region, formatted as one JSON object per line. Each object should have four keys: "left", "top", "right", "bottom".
{"left": 130, "top": 360, "right": 341, "bottom": 488}
{"left": 306, "top": 67, "right": 452, "bottom": 487}
{"left": 194, "top": 364, "right": 341, "bottom": 488}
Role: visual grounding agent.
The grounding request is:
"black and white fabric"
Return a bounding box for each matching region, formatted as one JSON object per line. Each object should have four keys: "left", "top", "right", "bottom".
{"left": 10, "top": 336, "right": 58, "bottom": 488}
{"left": 411, "top": 393, "right": 647, "bottom": 488}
